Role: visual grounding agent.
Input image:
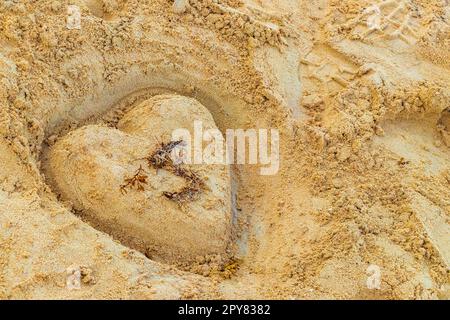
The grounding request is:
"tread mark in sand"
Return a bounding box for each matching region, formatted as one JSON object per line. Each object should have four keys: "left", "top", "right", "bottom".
{"left": 344, "top": 0, "right": 421, "bottom": 45}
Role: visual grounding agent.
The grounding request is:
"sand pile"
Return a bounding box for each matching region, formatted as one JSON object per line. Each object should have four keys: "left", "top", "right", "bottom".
{"left": 46, "top": 95, "right": 232, "bottom": 263}
{"left": 0, "top": 0, "right": 448, "bottom": 299}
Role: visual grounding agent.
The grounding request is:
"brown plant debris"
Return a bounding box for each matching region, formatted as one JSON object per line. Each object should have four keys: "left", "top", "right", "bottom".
{"left": 148, "top": 140, "right": 184, "bottom": 169}
{"left": 121, "top": 140, "right": 206, "bottom": 205}
{"left": 163, "top": 167, "right": 206, "bottom": 205}
{"left": 120, "top": 165, "right": 149, "bottom": 194}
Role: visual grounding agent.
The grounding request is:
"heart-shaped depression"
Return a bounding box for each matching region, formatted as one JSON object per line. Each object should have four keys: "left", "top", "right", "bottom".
{"left": 47, "top": 95, "right": 231, "bottom": 262}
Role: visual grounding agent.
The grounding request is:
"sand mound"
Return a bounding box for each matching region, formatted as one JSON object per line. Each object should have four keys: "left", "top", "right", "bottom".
{"left": 0, "top": 0, "right": 448, "bottom": 299}
{"left": 47, "top": 95, "right": 231, "bottom": 262}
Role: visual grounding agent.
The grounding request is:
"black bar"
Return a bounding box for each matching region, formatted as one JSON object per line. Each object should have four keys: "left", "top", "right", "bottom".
{"left": 0, "top": 300, "right": 443, "bottom": 318}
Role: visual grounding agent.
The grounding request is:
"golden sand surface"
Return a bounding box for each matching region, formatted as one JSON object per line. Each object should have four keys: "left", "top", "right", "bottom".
{"left": 0, "top": 0, "right": 448, "bottom": 299}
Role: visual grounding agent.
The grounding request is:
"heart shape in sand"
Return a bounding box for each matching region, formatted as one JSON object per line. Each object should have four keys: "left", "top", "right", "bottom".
{"left": 47, "top": 95, "right": 231, "bottom": 262}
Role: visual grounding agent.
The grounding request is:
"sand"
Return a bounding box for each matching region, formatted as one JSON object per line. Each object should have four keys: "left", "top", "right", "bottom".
{"left": 45, "top": 95, "right": 232, "bottom": 263}
{"left": 0, "top": 0, "right": 449, "bottom": 299}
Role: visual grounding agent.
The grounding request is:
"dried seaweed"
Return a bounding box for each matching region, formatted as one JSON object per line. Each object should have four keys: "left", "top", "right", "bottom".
{"left": 147, "top": 140, "right": 184, "bottom": 168}
{"left": 163, "top": 167, "right": 206, "bottom": 205}
{"left": 121, "top": 140, "right": 206, "bottom": 205}
{"left": 120, "top": 165, "right": 148, "bottom": 194}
